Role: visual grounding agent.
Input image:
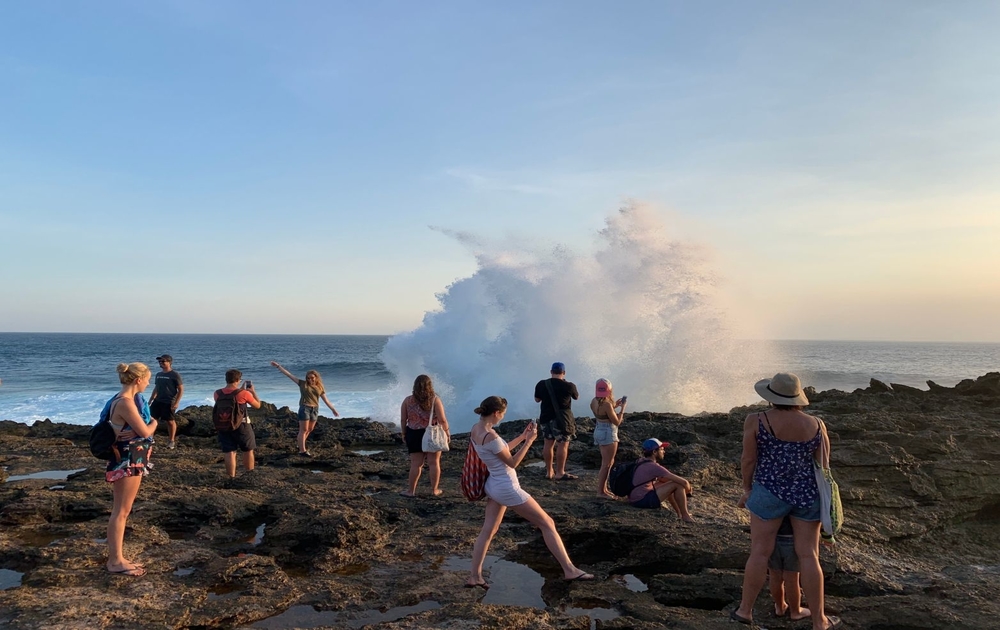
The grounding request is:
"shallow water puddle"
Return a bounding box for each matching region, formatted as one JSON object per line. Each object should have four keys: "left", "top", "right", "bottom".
{"left": 0, "top": 569, "right": 23, "bottom": 590}
{"left": 248, "top": 523, "right": 266, "bottom": 546}
{"left": 173, "top": 567, "right": 195, "bottom": 577}
{"left": 5, "top": 468, "right": 87, "bottom": 482}
{"left": 349, "top": 449, "right": 384, "bottom": 456}
{"left": 48, "top": 485, "right": 65, "bottom": 490}
{"left": 249, "top": 601, "right": 440, "bottom": 629}
{"left": 208, "top": 583, "right": 242, "bottom": 600}
{"left": 442, "top": 555, "right": 546, "bottom": 608}
{"left": 345, "top": 600, "right": 440, "bottom": 628}
{"left": 16, "top": 530, "right": 62, "bottom": 547}
{"left": 165, "top": 527, "right": 197, "bottom": 540}
{"left": 562, "top": 601, "right": 621, "bottom": 630}
{"left": 617, "top": 573, "right": 648, "bottom": 592}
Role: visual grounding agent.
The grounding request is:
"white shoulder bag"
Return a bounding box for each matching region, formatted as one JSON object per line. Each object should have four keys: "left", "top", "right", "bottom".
{"left": 421, "top": 397, "right": 450, "bottom": 452}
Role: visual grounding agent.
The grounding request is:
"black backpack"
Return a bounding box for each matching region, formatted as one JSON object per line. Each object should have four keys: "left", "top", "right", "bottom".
{"left": 213, "top": 389, "right": 247, "bottom": 432}
{"left": 608, "top": 459, "right": 650, "bottom": 497}
{"left": 89, "top": 396, "right": 120, "bottom": 460}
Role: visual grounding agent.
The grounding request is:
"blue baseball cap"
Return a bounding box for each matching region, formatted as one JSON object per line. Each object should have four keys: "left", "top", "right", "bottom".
{"left": 642, "top": 438, "right": 670, "bottom": 452}
{"left": 550, "top": 362, "right": 566, "bottom": 373}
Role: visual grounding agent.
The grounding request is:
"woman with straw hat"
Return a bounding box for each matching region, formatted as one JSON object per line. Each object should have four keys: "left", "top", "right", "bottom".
{"left": 731, "top": 373, "right": 840, "bottom": 629}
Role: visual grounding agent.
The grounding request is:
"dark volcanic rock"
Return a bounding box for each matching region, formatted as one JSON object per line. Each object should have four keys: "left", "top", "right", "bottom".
{"left": 2, "top": 373, "right": 1000, "bottom": 628}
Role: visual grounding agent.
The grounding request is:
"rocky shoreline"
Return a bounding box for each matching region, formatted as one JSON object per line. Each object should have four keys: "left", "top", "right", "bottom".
{"left": 2, "top": 374, "right": 1000, "bottom": 629}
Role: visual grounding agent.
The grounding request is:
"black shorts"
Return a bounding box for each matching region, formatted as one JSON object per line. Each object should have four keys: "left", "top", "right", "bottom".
{"left": 218, "top": 423, "right": 256, "bottom": 453}
{"left": 404, "top": 427, "right": 426, "bottom": 454}
{"left": 150, "top": 400, "right": 176, "bottom": 422}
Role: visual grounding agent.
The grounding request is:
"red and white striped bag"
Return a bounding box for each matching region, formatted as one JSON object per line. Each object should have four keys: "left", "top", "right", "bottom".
{"left": 460, "top": 441, "right": 489, "bottom": 501}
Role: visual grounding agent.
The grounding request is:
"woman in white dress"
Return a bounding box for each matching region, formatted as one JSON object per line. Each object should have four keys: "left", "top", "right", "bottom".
{"left": 466, "top": 396, "right": 594, "bottom": 589}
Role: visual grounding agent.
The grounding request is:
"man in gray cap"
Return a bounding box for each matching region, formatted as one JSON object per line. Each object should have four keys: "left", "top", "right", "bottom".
{"left": 150, "top": 354, "right": 184, "bottom": 449}
{"left": 534, "top": 361, "right": 579, "bottom": 480}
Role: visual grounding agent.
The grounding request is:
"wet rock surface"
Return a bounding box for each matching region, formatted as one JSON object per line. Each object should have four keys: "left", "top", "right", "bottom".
{"left": 1, "top": 374, "right": 999, "bottom": 628}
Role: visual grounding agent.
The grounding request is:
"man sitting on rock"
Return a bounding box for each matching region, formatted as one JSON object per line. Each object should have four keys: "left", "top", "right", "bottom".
{"left": 628, "top": 438, "right": 695, "bottom": 522}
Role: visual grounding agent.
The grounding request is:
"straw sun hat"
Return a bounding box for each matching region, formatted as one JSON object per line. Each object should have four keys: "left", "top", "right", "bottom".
{"left": 754, "top": 372, "right": 809, "bottom": 406}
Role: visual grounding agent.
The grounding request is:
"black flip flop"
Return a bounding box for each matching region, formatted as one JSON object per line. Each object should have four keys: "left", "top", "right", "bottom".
{"left": 463, "top": 581, "right": 489, "bottom": 590}
{"left": 565, "top": 572, "right": 595, "bottom": 582}
{"left": 729, "top": 608, "right": 752, "bottom": 625}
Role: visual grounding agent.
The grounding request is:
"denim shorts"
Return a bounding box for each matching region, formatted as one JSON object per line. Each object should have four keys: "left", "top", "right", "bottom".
{"left": 746, "top": 482, "right": 821, "bottom": 522}
{"left": 593, "top": 421, "right": 618, "bottom": 446}
{"left": 298, "top": 405, "right": 319, "bottom": 421}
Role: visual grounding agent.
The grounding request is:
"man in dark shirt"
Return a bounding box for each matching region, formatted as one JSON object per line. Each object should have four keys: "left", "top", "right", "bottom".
{"left": 150, "top": 354, "right": 184, "bottom": 449}
{"left": 534, "top": 361, "right": 579, "bottom": 480}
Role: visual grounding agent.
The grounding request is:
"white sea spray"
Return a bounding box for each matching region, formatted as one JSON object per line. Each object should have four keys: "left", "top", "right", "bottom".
{"left": 378, "top": 203, "right": 773, "bottom": 431}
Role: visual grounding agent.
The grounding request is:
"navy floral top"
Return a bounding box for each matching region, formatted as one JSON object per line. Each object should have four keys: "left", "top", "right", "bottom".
{"left": 753, "top": 414, "right": 822, "bottom": 509}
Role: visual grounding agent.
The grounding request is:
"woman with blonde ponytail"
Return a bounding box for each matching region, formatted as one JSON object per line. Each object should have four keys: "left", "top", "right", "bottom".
{"left": 104, "top": 362, "right": 157, "bottom": 577}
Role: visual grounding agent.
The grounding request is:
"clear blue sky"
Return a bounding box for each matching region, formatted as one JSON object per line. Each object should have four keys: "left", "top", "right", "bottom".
{"left": 2, "top": 1, "right": 998, "bottom": 341}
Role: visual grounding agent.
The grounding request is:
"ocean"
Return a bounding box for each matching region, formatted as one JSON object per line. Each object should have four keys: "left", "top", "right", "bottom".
{"left": 0, "top": 333, "right": 997, "bottom": 430}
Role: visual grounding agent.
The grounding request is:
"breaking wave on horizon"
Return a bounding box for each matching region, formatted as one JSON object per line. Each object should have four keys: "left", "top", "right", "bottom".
{"left": 378, "top": 203, "right": 772, "bottom": 431}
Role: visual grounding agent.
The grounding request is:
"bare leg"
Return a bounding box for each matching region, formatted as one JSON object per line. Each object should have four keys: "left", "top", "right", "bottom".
{"left": 790, "top": 518, "right": 828, "bottom": 630}
{"left": 224, "top": 452, "right": 237, "bottom": 478}
{"left": 596, "top": 442, "right": 618, "bottom": 497}
{"left": 655, "top": 482, "right": 694, "bottom": 521}
{"left": 403, "top": 453, "right": 424, "bottom": 496}
{"left": 167, "top": 419, "right": 177, "bottom": 442}
{"left": 297, "top": 420, "right": 315, "bottom": 453}
{"left": 543, "top": 439, "right": 555, "bottom": 479}
{"left": 786, "top": 570, "right": 811, "bottom": 620}
{"left": 554, "top": 440, "right": 569, "bottom": 478}
{"left": 671, "top": 485, "right": 694, "bottom": 521}
{"left": 469, "top": 499, "right": 505, "bottom": 585}
{"left": 107, "top": 475, "right": 143, "bottom": 574}
{"left": 510, "top": 497, "right": 589, "bottom": 579}
{"left": 243, "top": 450, "right": 254, "bottom": 472}
{"left": 427, "top": 452, "right": 443, "bottom": 495}
{"left": 735, "top": 513, "right": 783, "bottom": 621}
{"left": 769, "top": 569, "right": 787, "bottom": 616}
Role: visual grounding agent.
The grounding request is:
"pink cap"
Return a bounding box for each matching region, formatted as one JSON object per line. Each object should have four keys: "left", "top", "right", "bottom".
{"left": 595, "top": 378, "right": 612, "bottom": 397}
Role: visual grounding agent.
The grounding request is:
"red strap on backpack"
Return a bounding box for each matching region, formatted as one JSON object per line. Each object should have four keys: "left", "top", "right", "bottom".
{"left": 460, "top": 441, "right": 489, "bottom": 501}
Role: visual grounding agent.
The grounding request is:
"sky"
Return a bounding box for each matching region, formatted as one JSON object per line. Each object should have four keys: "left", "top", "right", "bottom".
{"left": 2, "top": 1, "right": 999, "bottom": 342}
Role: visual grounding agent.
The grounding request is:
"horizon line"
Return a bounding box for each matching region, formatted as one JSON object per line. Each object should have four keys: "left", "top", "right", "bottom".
{"left": 0, "top": 331, "right": 998, "bottom": 345}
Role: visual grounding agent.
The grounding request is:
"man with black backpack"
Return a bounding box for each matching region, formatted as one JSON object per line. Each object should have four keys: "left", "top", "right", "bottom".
{"left": 533, "top": 362, "right": 579, "bottom": 481}
{"left": 214, "top": 369, "right": 261, "bottom": 478}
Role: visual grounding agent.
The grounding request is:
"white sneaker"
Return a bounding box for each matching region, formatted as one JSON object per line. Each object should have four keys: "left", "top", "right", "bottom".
{"left": 167, "top": 441, "right": 176, "bottom": 450}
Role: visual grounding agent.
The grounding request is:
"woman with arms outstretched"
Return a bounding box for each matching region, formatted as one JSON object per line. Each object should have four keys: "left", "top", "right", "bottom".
{"left": 270, "top": 361, "right": 339, "bottom": 456}
{"left": 467, "top": 396, "right": 593, "bottom": 589}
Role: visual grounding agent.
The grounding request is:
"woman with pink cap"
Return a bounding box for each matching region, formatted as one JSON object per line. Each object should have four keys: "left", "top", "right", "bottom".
{"left": 590, "top": 378, "right": 627, "bottom": 498}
